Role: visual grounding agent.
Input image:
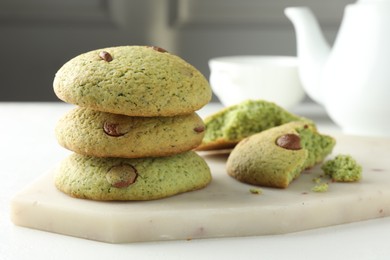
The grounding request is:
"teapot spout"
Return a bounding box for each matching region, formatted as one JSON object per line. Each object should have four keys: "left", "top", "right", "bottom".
{"left": 285, "top": 7, "right": 330, "bottom": 105}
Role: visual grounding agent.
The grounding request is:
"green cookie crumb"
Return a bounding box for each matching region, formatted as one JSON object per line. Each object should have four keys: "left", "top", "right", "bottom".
{"left": 311, "top": 183, "right": 329, "bottom": 192}
{"left": 321, "top": 154, "right": 362, "bottom": 182}
{"left": 249, "top": 188, "right": 263, "bottom": 195}
{"left": 312, "top": 177, "right": 322, "bottom": 184}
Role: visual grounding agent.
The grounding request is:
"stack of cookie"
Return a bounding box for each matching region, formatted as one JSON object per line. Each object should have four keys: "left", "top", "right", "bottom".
{"left": 52, "top": 46, "right": 212, "bottom": 201}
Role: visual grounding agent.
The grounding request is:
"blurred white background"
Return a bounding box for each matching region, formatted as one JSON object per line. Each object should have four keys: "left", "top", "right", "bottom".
{"left": 0, "top": 0, "right": 354, "bottom": 101}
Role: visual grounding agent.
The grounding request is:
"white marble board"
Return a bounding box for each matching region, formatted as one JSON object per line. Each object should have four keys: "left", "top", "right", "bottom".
{"left": 10, "top": 134, "right": 390, "bottom": 243}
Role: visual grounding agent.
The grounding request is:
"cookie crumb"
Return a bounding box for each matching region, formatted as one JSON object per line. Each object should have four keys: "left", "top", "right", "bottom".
{"left": 321, "top": 154, "right": 362, "bottom": 182}
{"left": 312, "top": 177, "right": 322, "bottom": 184}
{"left": 249, "top": 188, "right": 263, "bottom": 195}
{"left": 311, "top": 183, "right": 329, "bottom": 192}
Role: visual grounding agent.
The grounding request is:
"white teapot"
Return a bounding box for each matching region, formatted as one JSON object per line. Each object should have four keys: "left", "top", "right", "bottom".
{"left": 285, "top": 0, "right": 390, "bottom": 137}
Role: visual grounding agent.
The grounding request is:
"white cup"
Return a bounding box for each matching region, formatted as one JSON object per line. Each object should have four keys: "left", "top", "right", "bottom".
{"left": 209, "top": 56, "right": 305, "bottom": 109}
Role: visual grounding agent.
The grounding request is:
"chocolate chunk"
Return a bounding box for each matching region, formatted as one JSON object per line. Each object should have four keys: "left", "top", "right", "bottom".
{"left": 103, "top": 122, "right": 125, "bottom": 137}
{"left": 149, "top": 46, "right": 168, "bottom": 53}
{"left": 99, "top": 51, "right": 113, "bottom": 62}
{"left": 106, "top": 164, "right": 138, "bottom": 188}
{"left": 194, "top": 125, "right": 205, "bottom": 133}
{"left": 276, "top": 133, "right": 302, "bottom": 150}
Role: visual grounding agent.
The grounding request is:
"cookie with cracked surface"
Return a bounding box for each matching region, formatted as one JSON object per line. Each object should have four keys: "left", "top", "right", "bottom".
{"left": 226, "top": 121, "right": 335, "bottom": 188}
{"left": 55, "top": 107, "right": 205, "bottom": 158}
{"left": 54, "top": 151, "right": 212, "bottom": 201}
{"left": 53, "top": 46, "right": 212, "bottom": 116}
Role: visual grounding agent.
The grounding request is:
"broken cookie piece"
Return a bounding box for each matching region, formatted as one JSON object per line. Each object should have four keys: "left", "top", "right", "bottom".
{"left": 226, "top": 121, "right": 335, "bottom": 188}
{"left": 196, "top": 99, "right": 312, "bottom": 151}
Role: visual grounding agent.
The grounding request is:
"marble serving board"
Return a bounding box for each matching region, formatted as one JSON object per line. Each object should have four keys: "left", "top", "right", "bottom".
{"left": 11, "top": 134, "right": 390, "bottom": 243}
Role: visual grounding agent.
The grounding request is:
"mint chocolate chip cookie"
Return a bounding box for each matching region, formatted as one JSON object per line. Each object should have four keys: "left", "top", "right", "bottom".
{"left": 55, "top": 107, "right": 205, "bottom": 158}
{"left": 55, "top": 151, "right": 211, "bottom": 201}
{"left": 53, "top": 46, "right": 212, "bottom": 116}
{"left": 196, "top": 100, "right": 312, "bottom": 151}
{"left": 226, "top": 121, "right": 335, "bottom": 188}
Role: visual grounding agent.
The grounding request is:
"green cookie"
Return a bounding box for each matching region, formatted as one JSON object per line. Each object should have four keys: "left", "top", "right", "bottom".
{"left": 226, "top": 121, "right": 335, "bottom": 188}
{"left": 196, "top": 100, "right": 312, "bottom": 151}
{"left": 55, "top": 107, "right": 205, "bottom": 158}
{"left": 53, "top": 46, "right": 211, "bottom": 116}
{"left": 55, "top": 151, "right": 212, "bottom": 201}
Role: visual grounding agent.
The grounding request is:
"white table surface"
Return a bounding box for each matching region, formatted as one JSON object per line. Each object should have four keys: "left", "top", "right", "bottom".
{"left": 1, "top": 101, "right": 390, "bottom": 260}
